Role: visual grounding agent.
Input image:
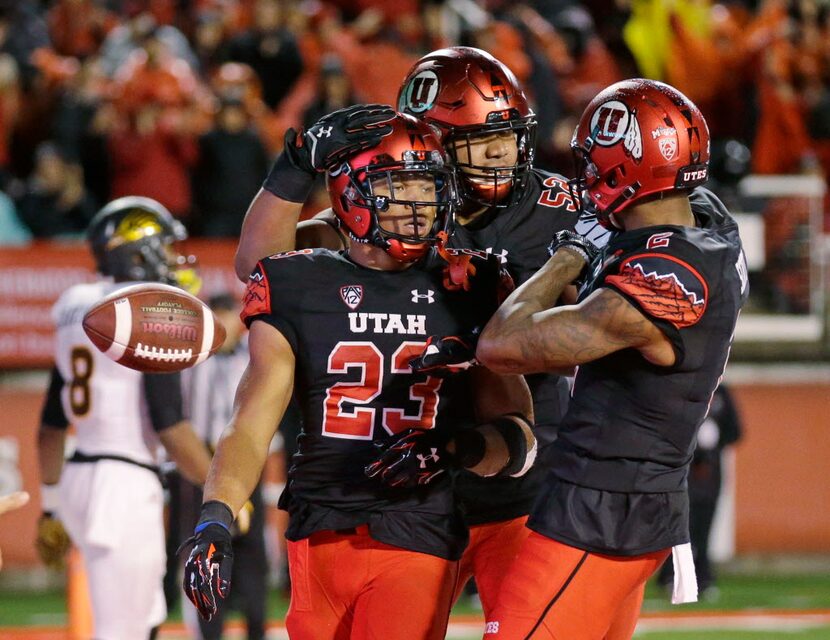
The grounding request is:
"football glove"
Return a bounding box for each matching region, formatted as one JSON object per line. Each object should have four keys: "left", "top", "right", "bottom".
{"left": 288, "top": 103, "right": 396, "bottom": 172}
{"left": 547, "top": 230, "right": 600, "bottom": 286}
{"left": 181, "top": 502, "right": 234, "bottom": 621}
{"left": 408, "top": 333, "right": 479, "bottom": 377}
{"left": 365, "top": 428, "right": 450, "bottom": 489}
{"left": 36, "top": 513, "right": 71, "bottom": 570}
{"left": 263, "top": 104, "right": 396, "bottom": 202}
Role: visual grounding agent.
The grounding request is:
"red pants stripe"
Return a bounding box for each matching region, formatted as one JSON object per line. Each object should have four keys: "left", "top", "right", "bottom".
{"left": 286, "top": 526, "right": 458, "bottom": 640}
{"left": 485, "top": 532, "right": 670, "bottom": 640}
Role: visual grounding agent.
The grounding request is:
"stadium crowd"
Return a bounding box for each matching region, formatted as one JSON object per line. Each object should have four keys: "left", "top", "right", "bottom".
{"left": 0, "top": 0, "right": 828, "bottom": 244}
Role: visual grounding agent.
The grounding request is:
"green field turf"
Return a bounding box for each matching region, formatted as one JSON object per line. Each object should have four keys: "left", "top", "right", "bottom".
{"left": 2, "top": 572, "right": 830, "bottom": 638}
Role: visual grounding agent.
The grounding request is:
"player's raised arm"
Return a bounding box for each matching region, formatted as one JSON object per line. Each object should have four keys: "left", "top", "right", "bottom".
{"left": 182, "top": 320, "right": 295, "bottom": 620}
{"left": 234, "top": 104, "right": 396, "bottom": 280}
{"left": 478, "top": 231, "right": 675, "bottom": 374}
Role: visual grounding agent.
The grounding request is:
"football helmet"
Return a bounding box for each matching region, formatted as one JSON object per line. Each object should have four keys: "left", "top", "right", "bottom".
{"left": 326, "top": 113, "right": 457, "bottom": 262}
{"left": 87, "top": 196, "right": 200, "bottom": 293}
{"left": 569, "top": 79, "right": 710, "bottom": 229}
{"left": 397, "top": 47, "right": 536, "bottom": 209}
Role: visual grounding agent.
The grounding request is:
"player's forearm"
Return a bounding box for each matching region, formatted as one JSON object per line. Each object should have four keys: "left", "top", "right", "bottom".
{"left": 478, "top": 251, "right": 584, "bottom": 372}
{"left": 159, "top": 421, "right": 213, "bottom": 486}
{"left": 37, "top": 426, "right": 66, "bottom": 485}
{"left": 202, "top": 424, "right": 272, "bottom": 517}
{"left": 235, "top": 189, "right": 304, "bottom": 281}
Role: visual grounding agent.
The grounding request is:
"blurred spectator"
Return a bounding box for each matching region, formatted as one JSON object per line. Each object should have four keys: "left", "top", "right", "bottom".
{"left": 659, "top": 384, "right": 743, "bottom": 598}
{"left": 47, "top": 0, "right": 118, "bottom": 59}
{"left": 98, "top": 9, "right": 197, "bottom": 78}
{"left": 301, "top": 54, "right": 356, "bottom": 128}
{"left": 192, "top": 97, "right": 270, "bottom": 237}
{"left": 0, "top": 1, "right": 49, "bottom": 85}
{"left": 193, "top": 9, "right": 231, "bottom": 76}
{"left": 50, "top": 58, "right": 111, "bottom": 206}
{"left": 0, "top": 52, "right": 19, "bottom": 179}
{"left": 227, "top": 0, "right": 304, "bottom": 110}
{"left": 104, "top": 102, "right": 198, "bottom": 218}
{"left": 0, "top": 188, "right": 29, "bottom": 244}
{"left": 14, "top": 142, "right": 97, "bottom": 238}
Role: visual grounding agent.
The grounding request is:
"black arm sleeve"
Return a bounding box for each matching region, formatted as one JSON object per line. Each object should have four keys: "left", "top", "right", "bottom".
{"left": 41, "top": 366, "right": 69, "bottom": 429}
{"left": 142, "top": 372, "right": 185, "bottom": 432}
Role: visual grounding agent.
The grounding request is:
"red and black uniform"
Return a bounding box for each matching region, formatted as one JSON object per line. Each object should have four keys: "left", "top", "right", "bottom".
{"left": 449, "top": 169, "right": 608, "bottom": 612}
{"left": 241, "top": 247, "right": 503, "bottom": 639}
{"left": 488, "top": 188, "right": 749, "bottom": 639}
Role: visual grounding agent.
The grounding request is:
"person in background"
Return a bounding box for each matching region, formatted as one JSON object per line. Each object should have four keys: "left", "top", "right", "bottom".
{"left": 15, "top": 142, "right": 98, "bottom": 238}
{"left": 658, "top": 383, "right": 743, "bottom": 598}
{"left": 36, "top": 196, "right": 213, "bottom": 640}
{"left": 176, "top": 293, "right": 271, "bottom": 640}
{"left": 192, "top": 98, "right": 270, "bottom": 237}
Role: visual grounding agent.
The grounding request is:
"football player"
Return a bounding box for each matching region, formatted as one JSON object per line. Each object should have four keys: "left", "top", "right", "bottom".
{"left": 233, "top": 47, "right": 610, "bottom": 617}
{"left": 181, "top": 115, "right": 536, "bottom": 640}
{"left": 475, "top": 79, "right": 749, "bottom": 639}
{"left": 36, "top": 197, "right": 213, "bottom": 640}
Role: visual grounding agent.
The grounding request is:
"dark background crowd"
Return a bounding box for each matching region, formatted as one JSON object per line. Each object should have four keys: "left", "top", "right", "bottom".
{"left": 0, "top": 0, "right": 828, "bottom": 245}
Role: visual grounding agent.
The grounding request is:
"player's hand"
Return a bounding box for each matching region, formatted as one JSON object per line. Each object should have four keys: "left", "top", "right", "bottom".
{"left": 365, "top": 428, "right": 450, "bottom": 488}
{"left": 36, "top": 513, "right": 71, "bottom": 570}
{"left": 547, "top": 230, "right": 600, "bottom": 286}
{"left": 286, "top": 104, "right": 396, "bottom": 174}
{"left": 181, "top": 523, "right": 234, "bottom": 621}
{"left": 409, "top": 333, "right": 479, "bottom": 376}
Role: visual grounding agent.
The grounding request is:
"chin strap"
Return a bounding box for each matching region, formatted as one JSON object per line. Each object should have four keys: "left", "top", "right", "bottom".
{"left": 435, "top": 231, "right": 477, "bottom": 291}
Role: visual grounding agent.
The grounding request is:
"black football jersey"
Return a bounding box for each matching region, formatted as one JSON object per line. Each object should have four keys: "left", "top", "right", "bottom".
{"left": 449, "top": 169, "right": 611, "bottom": 524}
{"left": 530, "top": 187, "right": 749, "bottom": 555}
{"left": 241, "top": 248, "right": 504, "bottom": 559}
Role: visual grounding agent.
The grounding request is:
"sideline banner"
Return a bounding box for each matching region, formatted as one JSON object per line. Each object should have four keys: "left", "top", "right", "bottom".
{"left": 0, "top": 240, "right": 242, "bottom": 368}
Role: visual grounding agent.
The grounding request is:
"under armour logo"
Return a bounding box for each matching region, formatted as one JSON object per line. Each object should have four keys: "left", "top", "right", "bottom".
{"left": 317, "top": 125, "right": 333, "bottom": 138}
{"left": 416, "top": 448, "right": 440, "bottom": 468}
{"left": 486, "top": 248, "right": 509, "bottom": 265}
{"left": 411, "top": 289, "right": 435, "bottom": 304}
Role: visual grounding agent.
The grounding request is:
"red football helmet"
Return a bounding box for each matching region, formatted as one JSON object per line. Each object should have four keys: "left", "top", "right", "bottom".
{"left": 397, "top": 47, "right": 536, "bottom": 209}
{"left": 326, "top": 113, "right": 457, "bottom": 262}
{"left": 570, "top": 79, "right": 710, "bottom": 229}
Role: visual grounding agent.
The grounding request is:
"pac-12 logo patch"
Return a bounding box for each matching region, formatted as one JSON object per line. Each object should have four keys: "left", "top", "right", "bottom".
{"left": 340, "top": 285, "right": 363, "bottom": 310}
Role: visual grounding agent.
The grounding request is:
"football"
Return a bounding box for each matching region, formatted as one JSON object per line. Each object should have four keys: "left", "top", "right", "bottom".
{"left": 82, "top": 283, "right": 227, "bottom": 373}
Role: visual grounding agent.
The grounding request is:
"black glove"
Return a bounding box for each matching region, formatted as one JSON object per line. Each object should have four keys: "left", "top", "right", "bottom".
{"left": 547, "top": 230, "right": 600, "bottom": 286}
{"left": 365, "top": 428, "right": 450, "bottom": 488}
{"left": 263, "top": 104, "right": 396, "bottom": 202}
{"left": 408, "top": 333, "right": 479, "bottom": 377}
{"left": 181, "top": 502, "right": 234, "bottom": 621}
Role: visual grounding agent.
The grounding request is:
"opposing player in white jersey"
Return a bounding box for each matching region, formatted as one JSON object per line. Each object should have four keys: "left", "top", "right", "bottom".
{"left": 36, "top": 196, "right": 213, "bottom": 640}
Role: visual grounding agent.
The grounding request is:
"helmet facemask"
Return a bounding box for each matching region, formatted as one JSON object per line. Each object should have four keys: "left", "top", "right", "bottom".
{"left": 337, "top": 152, "right": 457, "bottom": 262}
{"left": 446, "top": 114, "right": 536, "bottom": 210}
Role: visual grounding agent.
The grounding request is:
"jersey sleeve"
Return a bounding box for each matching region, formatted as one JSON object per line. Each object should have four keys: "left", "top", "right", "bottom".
{"left": 40, "top": 366, "right": 69, "bottom": 429}
{"left": 143, "top": 372, "right": 185, "bottom": 432}
{"left": 240, "top": 253, "right": 309, "bottom": 352}
{"left": 599, "top": 237, "right": 710, "bottom": 361}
